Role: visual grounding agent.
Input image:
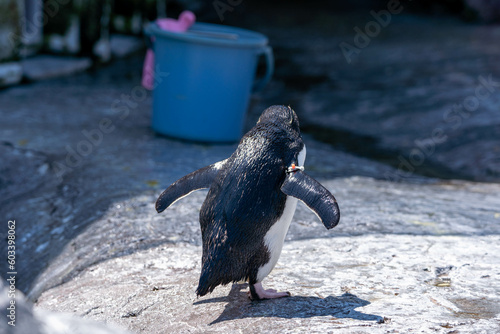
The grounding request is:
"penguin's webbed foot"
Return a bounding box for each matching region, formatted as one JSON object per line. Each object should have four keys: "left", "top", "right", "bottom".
{"left": 248, "top": 283, "right": 291, "bottom": 301}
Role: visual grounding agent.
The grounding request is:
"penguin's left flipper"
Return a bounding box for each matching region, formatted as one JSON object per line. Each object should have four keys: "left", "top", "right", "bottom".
{"left": 156, "top": 160, "right": 226, "bottom": 213}
{"left": 281, "top": 171, "right": 340, "bottom": 229}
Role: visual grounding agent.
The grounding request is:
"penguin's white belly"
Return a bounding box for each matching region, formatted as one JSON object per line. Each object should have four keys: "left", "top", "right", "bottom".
{"left": 257, "top": 195, "right": 298, "bottom": 282}
{"left": 256, "top": 145, "right": 306, "bottom": 283}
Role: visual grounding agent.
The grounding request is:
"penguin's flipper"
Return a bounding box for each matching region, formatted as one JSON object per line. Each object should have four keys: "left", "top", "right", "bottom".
{"left": 281, "top": 171, "right": 340, "bottom": 229}
{"left": 156, "top": 160, "right": 226, "bottom": 213}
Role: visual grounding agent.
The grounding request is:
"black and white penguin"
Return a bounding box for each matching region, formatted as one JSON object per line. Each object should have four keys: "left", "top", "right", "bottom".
{"left": 156, "top": 105, "right": 340, "bottom": 300}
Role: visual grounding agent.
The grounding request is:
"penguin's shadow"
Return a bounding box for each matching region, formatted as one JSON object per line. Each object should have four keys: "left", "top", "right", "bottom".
{"left": 194, "top": 284, "right": 383, "bottom": 325}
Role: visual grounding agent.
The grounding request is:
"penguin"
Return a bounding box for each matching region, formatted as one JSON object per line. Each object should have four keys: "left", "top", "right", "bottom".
{"left": 156, "top": 105, "right": 340, "bottom": 300}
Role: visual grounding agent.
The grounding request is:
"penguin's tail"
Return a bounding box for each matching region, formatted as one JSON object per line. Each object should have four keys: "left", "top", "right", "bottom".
{"left": 196, "top": 274, "right": 217, "bottom": 297}
{"left": 196, "top": 268, "right": 223, "bottom": 297}
{"left": 195, "top": 283, "right": 210, "bottom": 297}
{"left": 196, "top": 263, "right": 241, "bottom": 297}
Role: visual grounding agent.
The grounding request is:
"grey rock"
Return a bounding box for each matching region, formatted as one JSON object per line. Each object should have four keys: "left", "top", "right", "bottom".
{"left": 1, "top": 281, "right": 41, "bottom": 334}
{"left": 0, "top": 281, "right": 131, "bottom": 334}
{"left": 28, "top": 176, "right": 500, "bottom": 305}
{"left": 22, "top": 55, "right": 92, "bottom": 81}
{"left": 35, "top": 216, "right": 500, "bottom": 333}
{"left": 32, "top": 173, "right": 500, "bottom": 333}
{"left": 0, "top": 62, "right": 23, "bottom": 87}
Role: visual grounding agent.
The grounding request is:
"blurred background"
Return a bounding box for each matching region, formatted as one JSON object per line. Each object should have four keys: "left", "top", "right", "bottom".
{"left": 1, "top": 0, "right": 498, "bottom": 61}
{"left": 1, "top": 0, "right": 499, "bottom": 181}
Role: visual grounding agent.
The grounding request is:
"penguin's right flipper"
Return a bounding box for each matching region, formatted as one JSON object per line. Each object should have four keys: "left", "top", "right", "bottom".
{"left": 156, "top": 160, "right": 226, "bottom": 213}
{"left": 281, "top": 171, "right": 340, "bottom": 229}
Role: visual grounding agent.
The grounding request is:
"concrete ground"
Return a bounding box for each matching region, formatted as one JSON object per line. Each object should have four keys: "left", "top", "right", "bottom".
{"left": 1, "top": 2, "right": 500, "bottom": 333}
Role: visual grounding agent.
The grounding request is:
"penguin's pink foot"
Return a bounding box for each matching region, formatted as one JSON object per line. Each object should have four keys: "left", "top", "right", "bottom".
{"left": 248, "top": 283, "right": 291, "bottom": 300}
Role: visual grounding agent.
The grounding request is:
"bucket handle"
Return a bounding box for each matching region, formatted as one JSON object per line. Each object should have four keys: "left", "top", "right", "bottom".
{"left": 252, "top": 46, "right": 274, "bottom": 92}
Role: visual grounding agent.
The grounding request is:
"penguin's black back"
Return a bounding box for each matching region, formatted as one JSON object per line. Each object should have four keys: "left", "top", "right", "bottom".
{"left": 196, "top": 106, "right": 303, "bottom": 296}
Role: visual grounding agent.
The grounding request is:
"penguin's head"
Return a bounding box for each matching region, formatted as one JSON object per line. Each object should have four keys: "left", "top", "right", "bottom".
{"left": 257, "top": 105, "right": 300, "bottom": 134}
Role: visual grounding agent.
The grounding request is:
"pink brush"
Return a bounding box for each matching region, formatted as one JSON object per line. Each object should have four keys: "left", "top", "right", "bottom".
{"left": 142, "top": 11, "right": 196, "bottom": 90}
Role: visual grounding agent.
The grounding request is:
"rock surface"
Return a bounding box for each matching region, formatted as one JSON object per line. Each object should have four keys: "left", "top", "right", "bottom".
{"left": 1, "top": 2, "right": 500, "bottom": 333}
{"left": 22, "top": 55, "right": 93, "bottom": 81}
{"left": 36, "top": 236, "right": 500, "bottom": 334}
{"left": 0, "top": 281, "right": 132, "bottom": 334}
{"left": 35, "top": 178, "right": 500, "bottom": 333}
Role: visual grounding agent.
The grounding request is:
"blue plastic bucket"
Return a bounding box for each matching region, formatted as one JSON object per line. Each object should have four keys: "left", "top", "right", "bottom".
{"left": 146, "top": 22, "right": 274, "bottom": 143}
